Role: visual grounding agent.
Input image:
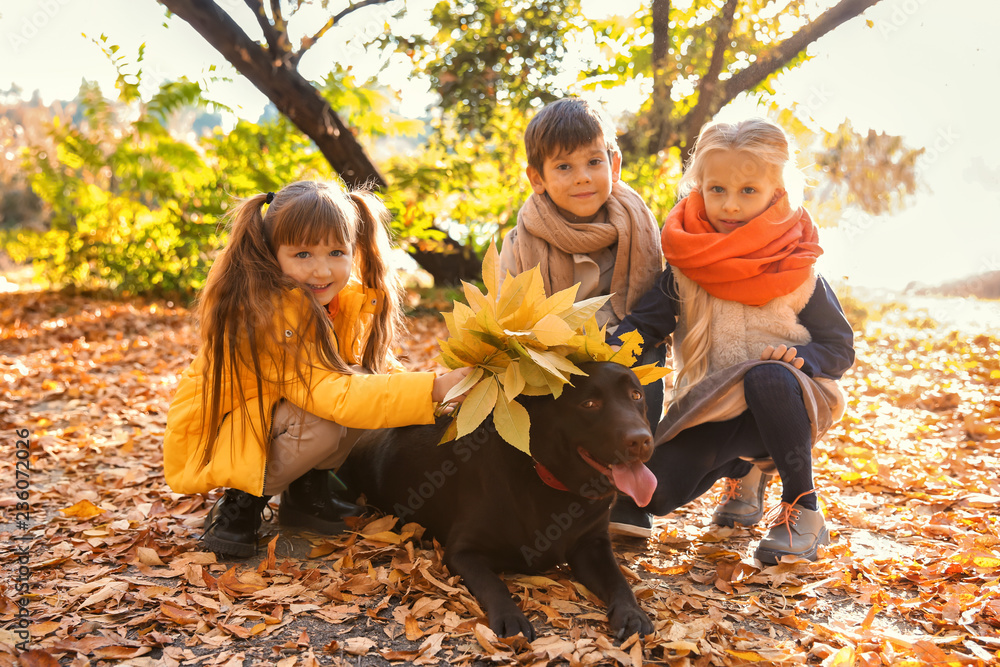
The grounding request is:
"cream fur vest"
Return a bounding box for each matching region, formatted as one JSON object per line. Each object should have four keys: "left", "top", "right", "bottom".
{"left": 672, "top": 266, "right": 817, "bottom": 381}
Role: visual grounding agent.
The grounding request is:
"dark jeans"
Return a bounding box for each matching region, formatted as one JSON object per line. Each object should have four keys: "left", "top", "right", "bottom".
{"left": 627, "top": 363, "right": 815, "bottom": 516}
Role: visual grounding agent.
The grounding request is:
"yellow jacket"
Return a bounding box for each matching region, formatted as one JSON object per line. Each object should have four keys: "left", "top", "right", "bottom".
{"left": 163, "top": 282, "right": 436, "bottom": 495}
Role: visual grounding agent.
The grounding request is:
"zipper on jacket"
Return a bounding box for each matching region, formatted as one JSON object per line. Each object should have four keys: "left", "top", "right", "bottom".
{"left": 260, "top": 401, "right": 279, "bottom": 497}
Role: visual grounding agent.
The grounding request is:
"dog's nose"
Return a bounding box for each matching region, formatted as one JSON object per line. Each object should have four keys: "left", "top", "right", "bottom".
{"left": 626, "top": 431, "right": 654, "bottom": 461}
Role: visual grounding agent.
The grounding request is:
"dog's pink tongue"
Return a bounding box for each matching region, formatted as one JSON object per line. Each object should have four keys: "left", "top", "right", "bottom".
{"left": 610, "top": 461, "right": 657, "bottom": 508}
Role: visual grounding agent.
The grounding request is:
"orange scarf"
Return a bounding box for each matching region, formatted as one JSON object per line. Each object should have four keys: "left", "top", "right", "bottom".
{"left": 661, "top": 190, "right": 822, "bottom": 306}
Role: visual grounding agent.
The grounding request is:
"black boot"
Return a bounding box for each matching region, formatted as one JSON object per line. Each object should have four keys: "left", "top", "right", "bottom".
{"left": 202, "top": 489, "right": 271, "bottom": 558}
{"left": 278, "top": 468, "right": 365, "bottom": 534}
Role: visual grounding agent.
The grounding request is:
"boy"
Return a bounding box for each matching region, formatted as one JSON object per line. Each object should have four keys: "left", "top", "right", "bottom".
{"left": 499, "top": 97, "right": 664, "bottom": 427}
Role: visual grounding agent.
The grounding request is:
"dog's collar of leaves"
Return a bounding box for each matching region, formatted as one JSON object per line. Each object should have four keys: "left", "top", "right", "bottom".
{"left": 435, "top": 244, "right": 671, "bottom": 454}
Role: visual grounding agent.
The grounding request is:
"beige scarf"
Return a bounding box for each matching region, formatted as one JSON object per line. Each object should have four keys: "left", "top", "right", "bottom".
{"left": 511, "top": 181, "right": 662, "bottom": 319}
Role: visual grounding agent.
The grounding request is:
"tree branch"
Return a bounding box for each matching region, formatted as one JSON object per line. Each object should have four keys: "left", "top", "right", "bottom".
{"left": 636, "top": 0, "right": 885, "bottom": 157}
{"left": 718, "top": 0, "right": 884, "bottom": 112}
{"left": 159, "top": 0, "right": 385, "bottom": 187}
{"left": 650, "top": 0, "right": 671, "bottom": 131}
{"left": 680, "top": 0, "right": 738, "bottom": 158}
{"left": 618, "top": 0, "right": 671, "bottom": 157}
{"left": 294, "top": 0, "right": 394, "bottom": 65}
{"left": 269, "top": 0, "right": 284, "bottom": 29}
{"left": 297, "top": 15, "right": 336, "bottom": 62}
{"left": 157, "top": 0, "right": 484, "bottom": 284}
{"left": 242, "top": 0, "right": 284, "bottom": 58}
{"left": 332, "top": 0, "right": 393, "bottom": 25}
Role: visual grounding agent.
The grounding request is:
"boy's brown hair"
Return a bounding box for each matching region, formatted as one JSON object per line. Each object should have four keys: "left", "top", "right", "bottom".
{"left": 524, "top": 97, "right": 620, "bottom": 175}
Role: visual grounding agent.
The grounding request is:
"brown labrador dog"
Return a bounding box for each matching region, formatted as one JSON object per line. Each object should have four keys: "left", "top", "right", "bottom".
{"left": 339, "top": 362, "right": 657, "bottom": 640}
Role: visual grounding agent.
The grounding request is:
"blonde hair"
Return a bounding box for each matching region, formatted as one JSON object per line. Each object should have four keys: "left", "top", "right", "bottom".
{"left": 671, "top": 287, "right": 713, "bottom": 402}
{"left": 671, "top": 118, "right": 800, "bottom": 401}
{"left": 196, "top": 180, "right": 403, "bottom": 466}
{"left": 679, "top": 117, "right": 802, "bottom": 207}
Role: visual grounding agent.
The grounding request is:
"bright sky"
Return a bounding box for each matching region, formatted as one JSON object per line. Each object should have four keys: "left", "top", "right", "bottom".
{"left": 2, "top": 0, "right": 999, "bottom": 291}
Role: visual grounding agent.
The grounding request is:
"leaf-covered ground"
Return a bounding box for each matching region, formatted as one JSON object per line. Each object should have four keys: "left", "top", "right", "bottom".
{"left": 1, "top": 289, "right": 999, "bottom": 666}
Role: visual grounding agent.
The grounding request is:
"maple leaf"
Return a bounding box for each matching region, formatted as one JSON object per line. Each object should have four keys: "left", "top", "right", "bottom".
{"left": 10, "top": 264, "right": 1000, "bottom": 666}
{"left": 59, "top": 499, "right": 105, "bottom": 519}
{"left": 434, "top": 244, "right": 671, "bottom": 452}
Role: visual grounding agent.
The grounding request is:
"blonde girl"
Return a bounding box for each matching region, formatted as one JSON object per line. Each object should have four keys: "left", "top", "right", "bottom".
{"left": 164, "top": 181, "right": 471, "bottom": 557}
{"left": 608, "top": 119, "right": 854, "bottom": 564}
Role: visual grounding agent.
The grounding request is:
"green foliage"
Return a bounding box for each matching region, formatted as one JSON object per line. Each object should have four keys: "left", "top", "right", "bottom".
{"left": 394, "top": 1, "right": 824, "bottom": 146}
{"left": 319, "top": 70, "right": 425, "bottom": 142}
{"left": 377, "top": 0, "right": 917, "bottom": 258}
{"left": 620, "top": 147, "right": 683, "bottom": 225}
{"left": 6, "top": 5, "right": 922, "bottom": 293}
{"left": 383, "top": 106, "right": 529, "bottom": 254}
{"left": 207, "top": 117, "right": 336, "bottom": 196}
{"left": 4, "top": 48, "right": 344, "bottom": 296}
{"left": 396, "top": 0, "right": 583, "bottom": 132}
{"left": 6, "top": 80, "right": 222, "bottom": 296}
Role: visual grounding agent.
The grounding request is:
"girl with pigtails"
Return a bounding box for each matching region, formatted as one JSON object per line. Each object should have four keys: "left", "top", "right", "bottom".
{"left": 608, "top": 118, "right": 855, "bottom": 564}
{"left": 164, "top": 181, "right": 472, "bottom": 557}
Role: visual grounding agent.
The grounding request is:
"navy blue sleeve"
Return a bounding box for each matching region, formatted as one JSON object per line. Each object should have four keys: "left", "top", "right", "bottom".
{"left": 608, "top": 267, "right": 679, "bottom": 351}
{"left": 794, "top": 275, "right": 856, "bottom": 379}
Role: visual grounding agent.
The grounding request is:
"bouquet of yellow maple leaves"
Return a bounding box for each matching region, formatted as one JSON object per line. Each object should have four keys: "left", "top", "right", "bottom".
{"left": 435, "top": 244, "right": 670, "bottom": 454}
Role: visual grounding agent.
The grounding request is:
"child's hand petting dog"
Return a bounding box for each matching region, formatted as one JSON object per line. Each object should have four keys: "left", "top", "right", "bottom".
{"left": 760, "top": 344, "right": 805, "bottom": 369}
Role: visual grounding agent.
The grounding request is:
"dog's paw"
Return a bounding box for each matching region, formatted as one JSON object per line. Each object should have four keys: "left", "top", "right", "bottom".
{"left": 609, "top": 605, "right": 654, "bottom": 641}
{"left": 490, "top": 610, "right": 536, "bottom": 641}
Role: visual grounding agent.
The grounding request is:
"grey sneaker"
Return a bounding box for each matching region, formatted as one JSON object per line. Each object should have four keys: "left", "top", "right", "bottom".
{"left": 754, "top": 500, "right": 829, "bottom": 564}
{"left": 712, "top": 467, "right": 772, "bottom": 527}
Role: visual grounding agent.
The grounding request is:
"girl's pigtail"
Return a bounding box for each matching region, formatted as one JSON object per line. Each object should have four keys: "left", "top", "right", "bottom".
{"left": 198, "top": 192, "right": 278, "bottom": 468}
{"left": 349, "top": 191, "right": 403, "bottom": 374}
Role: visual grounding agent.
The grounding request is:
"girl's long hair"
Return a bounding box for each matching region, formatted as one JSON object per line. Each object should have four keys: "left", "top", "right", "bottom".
{"left": 196, "top": 181, "right": 403, "bottom": 466}
{"left": 348, "top": 190, "right": 404, "bottom": 374}
{"left": 671, "top": 285, "right": 712, "bottom": 402}
{"left": 671, "top": 118, "right": 797, "bottom": 402}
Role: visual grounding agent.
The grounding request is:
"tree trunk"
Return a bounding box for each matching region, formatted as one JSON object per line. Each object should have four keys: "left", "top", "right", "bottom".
{"left": 648, "top": 0, "right": 673, "bottom": 155}
{"left": 679, "top": 0, "right": 739, "bottom": 161}
{"left": 160, "top": 0, "right": 383, "bottom": 187}
{"left": 621, "top": 0, "right": 884, "bottom": 160}
{"left": 158, "top": 0, "right": 482, "bottom": 284}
